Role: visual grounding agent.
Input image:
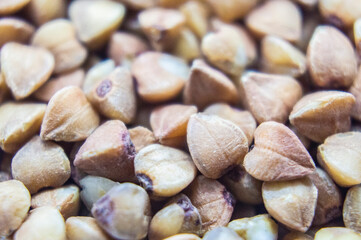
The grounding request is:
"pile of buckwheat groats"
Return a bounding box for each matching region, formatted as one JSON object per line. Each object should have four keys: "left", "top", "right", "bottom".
{"left": 0, "top": 0, "right": 361, "bottom": 239}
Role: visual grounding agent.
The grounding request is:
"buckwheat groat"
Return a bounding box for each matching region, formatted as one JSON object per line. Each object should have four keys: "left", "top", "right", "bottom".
{"left": 262, "top": 177, "right": 318, "bottom": 232}
{"left": 292, "top": 0, "right": 318, "bottom": 9}
{"left": 203, "top": 227, "right": 242, "bottom": 240}
{"left": 0, "top": 74, "right": 9, "bottom": 104}
{"left": 25, "top": 0, "right": 65, "bottom": 26}
{"left": 138, "top": 8, "right": 185, "bottom": 51}
{"left": 314, "top": 227, "right": 361, "bottom": 240}
{"left": 185, "top": 176, "right": 235, "bottom": 233}
{"left": 0, "top": 102, "right": 46, "bottom": 153}
{"left": 31, "top": 19, "right": 87, "bottom": 74}
{"left": 228, "top": 214, "right": 278, "bottom": 240}
{"left": 0, "top": 180, "right": 31, "bottom": 237}
{"left": 129, "top": 126, "right": 157, "bottom": 153}
{"left": 1, "top": 42, "right": 54, "bottom": 100}
{"left": 74, "top": 120, "right": 136, "bottom": 182}
{"left": 83, "top": 59, "right": 115, "bottom": 96}
{"left": 132, "top": 52, "right": 189, "bottom": 103}
{"left": 31, "top": 185, "right": 80, "bottom": 219}
{"left": 149, "top": 194, "right": 202, "bottom": 240}
{"left": 92, "top": 183, "right": 152, "bottom": 240}
{"left": 244, "top": 121, "right": 315, "bottom": 181}
{"left": 355, "top": 19, "right": 361, "bottom": 56}
{"left": 69, "top": 0, "right": 125, "bottom": 50}
{"left": 183, "top": 60, "right": 238, "bottom": 110}
{"left": 307, "top": 26, "right": 357, "bottom": 88}
{"left": 0, "top": 18, "right": 34, "bottom": 47}
{"left": 135, "top": 144, "right": 196, "bottom": 197}
{"left": 239, "top": 72, "right": 302, "bottom": 124}
{"left": 11, "top": 136, "right": 71, "bottom": 194}
{"left": 14, "top": 206, "right": 66, "bottom": 240}
{"left": 164, "top": 234, "right": 201, "bottom": 240}
{"left": 180, "top": 1, "right": 209, "bottom": 39}
{"left": 172, "top": 28, "right": 201, "bottom": 62}
{"left": 117, "top": 0, "right": 155, "bottom": 10}
{"left": 205, "top": 0, "right": 259, "bottom": 22}
{"left": 66, "top": 216, "right": 113, "bottom": 240}
{"left": 246, "top": 0, "right": 302, "bottom": 42}
{"left": 150, "top": 104, "right": 197, "bottom": 148}
{"left": 283, "top": 232, "right": 313, "bottom": 240}
{"left": 0, "top": 0, "right": 30, "bottom": 15}
{"left": 350, "top": 67, "right": 361, "bottom": 121}
{"left": 289, "top": 91, "right": 355, "bottom": 143}
{"left": 40, "top": 86, "right": 100, "bottom": 142}
{"left": 343, "top": 185, "right": 361, "bottom": 233}
{"left": 187, "top": 113, "right": 248, "bottom": 179}
{"left": 157, "top": 0, "right": 187, "bottom": 8}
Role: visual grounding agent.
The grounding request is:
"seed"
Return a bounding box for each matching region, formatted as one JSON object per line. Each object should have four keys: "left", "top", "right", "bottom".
{"left": 0, "top": 73, "right": 9, "bottom": 104}
{"left": 187, "top": 113, "right": 248, "bottom": 179}
{"left": 163, "top": 234, "right": 201, "bottom": 240}
{"left": 350, "top": 67, "right": 361, "bottom": 121}
{"left": 0, "top": 102, "right": 46, "bottom": 153}
{"left": 228, "top": 214, "right": 278, "bottom": 240}
{"left": 66, "top": 216, "right": 113, "bottom": 240}
{"left": 172, "top": 28, "right": 201, "bottom": 62}
{"left": 262, "top": 177, "right": 318, "bottom": 232}
{"left": 355, "top": 18, "right": 361, "bottom": 57}
{"left": 129, "top": 126, "right": 157, "bottom": 153}
{"left": 91, "top": 183, "right": 152, "bottom": 240}
{"left": 74, "top": 120, "right": 136, "bottom": 182}
{"left": 83, "top": 59, "right": 115, "bottom": 96}
{"left": 25, "top": 0, "right": 66, "bottom": 26}
{"left": 31, "top": 185, "right": 80, "bottom": 219}
{"left": 157, "top": 0, "right": 187, "bottom": 8}
{"left": 0, "top": 0, "right": 30, "bottom": 15}
{"left": 202, "top": 227, "right": 242, "bottom": 240}
{"left": 246, "top": 0, "right": 302, "bottom": 42}
{"left": 314, "top": 227, "right": 361, "bottom": 240}
{"left": 179, "top": 1, "right": 209, "bottom": 39}
{"left": 317, "top": 131, "right": 361, "bottom": 187}
{"left": 11, "top": 135, "right": 71, "bottom": 194}
{"left": 307, "top": 25, "right": 357, "bottom": 88}
{"left": 283, "top": 232, "right": 313, "bottom": 240}
{"left": 132, "top": 52, "right": 189, "bottom": 103}
{"left": 292, "top": 0, "right": 318, "bottom": 9}
{"left": 69, "top": 0, "right": 125, "bottom": 50}
{"left": 1, "top": 42, "right": 54, "bottom": 100}
{"left": 343, "top": 185, "right": 361, "bottom": 233}
{"left": 289, "top": 91, "right": 355, "bottom": 143}
{"left": 40, "top": 86, "right": 100, "bottom": 142}
{"left": 0, "top": 18, "right": 34, "bottom": 47}
{"left": 239, "top": 72, "right": 302, "bottom": 124}
{"left": 244, "top": 121, "right": 315, "bottom": 181}
{"left": 150, "top": 104, "right": 197, "bottom": 148}
{"left": 14, "top": 206, "right": 66, "bottom": 240}
{"left": 183, "top": 59, "right": 238, "bottom": 110}
{"left": 0, "top": 180, "right": 30, "bottom": 237}
{"left": 117, "top": 0, "right": 155, "bottom": 10}
{"left": 135, "top": 144, "right": 197, "bottom": 197}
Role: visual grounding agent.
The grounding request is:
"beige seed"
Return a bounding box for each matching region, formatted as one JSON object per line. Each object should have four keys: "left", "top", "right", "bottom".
{"left": 66, "top": 216, "right": 113, "bottom": 240}
{"left": 203, "top": 227, "right": 243, "bottom": 240}
{"left": 0, "top": 0, "right": 30, "bottom": 15}
{"left": 25, "top": 0, "right": 66, "bottom": 26}
{"left": 0, "top": 18, "right": 34, "bottom": 47}
{"left": 350, "top": 67, "right": 361, "bottom": 121}
{"left": 83, "top": 59, "right": 115, "bottom": 96}
{"left": 129, "top": 126, "right": 157, "bottom": 153}
{"left": 163, "top": 234, "right": 201, "bottom": 240}
{"left": 314, "top": 227, "right": 361, "bottom": 240}
{"left": 343, "top": 185, "right": 361, "bottom": 233}
{"left": 355, "top": 18, "right": 361, "bottom": 57}
{"left": 179, "top": 1, "right": 209, "bottom": 39}
{"left": 205, "top": 0, "right": 259, "bottom": 22}
{"left": 172, "top": 28, "right": 201, "bottom": 63}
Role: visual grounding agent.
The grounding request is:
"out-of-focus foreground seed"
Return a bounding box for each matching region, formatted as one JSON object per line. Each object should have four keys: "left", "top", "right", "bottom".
{"left": 129, "top": 126, "right": 157, "bottom": 152}
{"left": 0, "top": 18, "right": 34, "bottom": 47}
{"left": 0, "top": 102, "right": 46, "bottom": 153}
{"left": 205, "top": 0, "right": 259, "bottom": 22}
{"left": 69, "top": 0, "right": 125, "bottom": 50}
{"left": 0, "top": 180, "right": 30, "bottom": 237}
{"left": 11, "top": 135, "right": 71, "bottom": 194}
{"left": 343, "top": 185, "right": 361, "bottom": 233}
{"left": 135, "top": 144, "right": 196, "bottom": 197}
{"left": 0, "top": 0, "right": 30, "bottom": 15}
{"left": 185, "top": 176, "right": 235, "bottom": 233}
{"left": 25, "top": 0, "right": 66, "bottom": 26}
{"left": 239, "top": 72, "right": 302, "bottom": 124}
{"left": 289, "top": 91, "right": 355, "bottom": 143}
{"left": 74, "top": 120, "right": 136, "bottom": 182}
{"left": 244, "top": 121, "right": 315, "bottom": 181}
{"left": 187, "top": 113, "right": 248, "bottom": 179}
{"left": 1, "top": 42, "right": 54, "bottom": 100}
{"left": 350, "top": 67, "right": 361, "bottom": 121}
{"left": 314, "top": 227, "right": 361, "bottom": 240}
{"left": 307, "top": 25, "right": 357, "bottom": 88}
{"left": 14, "top": 206, "right": 66, "bottom": 240}
{"left": 164, "top": 233, "right": 201, "bottom": 240}
{"left": 355, "top": 19, "right": 361, "bottom": 56}
{"left": 317, "top": 131, "right": 361, "bottom": 187}
{"left": 228, "top": 214, "right": 278, "bottom": 240}
{"left": 66, "top": 216, "right": 113, "bottom": 240}
{"left": 40, "top": 86, "right": 100, "bottom": 142}
{"left": 262, "top": 177, "right": 318, "bottom": 232}
{"left": 91, "top": 183, "right": 152, "bottom": 240}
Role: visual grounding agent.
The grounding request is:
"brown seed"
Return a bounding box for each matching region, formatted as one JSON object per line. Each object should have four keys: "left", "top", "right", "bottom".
{"left": 244, "top": 121, "right": 315, "bottom": 181}
{"left": 283, "top": 232, "right": 313, "bottom": 240}
{"left": 172, "top": 28, "right": 201, "bottom": 62}
{"left": 307, "top": 25, "right": 357, "bottom": 88}
{"left": 246, "top": 0, "right": 302, "bottom": 42}
{"left": 289, "top": 91, "right": 355, "bottom": 143}
{"left": 317, "top": 131, "right": 361, "bottom": 187}
{"left": 202, "top": 227, "right": 242, "bottom": 240}
{"left": 138, "top": 8, "right": 185, "bottom": 51}
{"left": 187, "top": 113, "right": 249, "bottom": 179}
{"left": 0, "top": 18, "right": 34, "bottom": 47}
{"left": 132, "top": 52, "right": 189, "bottom": 103}
{"left": 108, "top": 32, "right": 148, "bottom": 66}
{"left": 33, "top": 69, "right": 84, "bottom": 102}
{"left": 91, "top": 183, "right": 152, "bottom": 240}
{"left": 129, "top": 126, "right": 157, "bottom": 153}
{"left": 314, "top": 227, "right": 361, "bottom": 240}
{"left": 0, "top": 102, "right": 46, "bottom": 153}
{"left": 185, "top": 175, "right": 235, "bottom": 233}
{"left": 262, "top": 177, "right": 318, "bottom": 232}
{"left": 0, "top": 0, "right": 30, "bottom": 15}
{"left": 1, "top": 42, "right": 54, "bottom": 100}
{"left": 343, "top": 184, "right": 361, "bottom": 233}
{"left": 11, "top": 135, "right": 71, "bottom": 194}
{"left": 179, "top": 1, "right": 209, "bottom": 39}
{"left": 40, "top": 86, "right": 100, "bottom": 142}
{"left": 31, "top": 19, "right": 88, "bottom": 74}
{"left": 157, "top": 0, "right": 187, "bottom": 8}
{"left": 205, "top": 0, "right": 259, "bottom": 22}
{"left": 308, "top": 168, "right": 342, "bottom": 225}
{"left": 150, "top": 104, "right": 197, "bottom": 148}
{"left": 350, "top": 67, "right": 361, "bottom": 121}
{"left": 83, "top": 59, "right": 115, "bottom": 96}
{"left": 204, "top": 103, "right": 256, "bottom": 146}
{"left": 0, "top": 73, "right": 9, "bottom": 104}
{"left": 25, "top": 0, "right": 65, "bottom": 26}
{"left": 164, "top": 234, "right": 201, "bottom": 240}
{"left": 66, "top": 216, "right": 113, "bottom": 240}
{"left": 239, "top": 72, "right": 303, "bottom": 124}
{"left": 74, "top": 120, "right": 136, "bottom": 182}
{"left": 183, "top": 59, "right": 238, "bottom": 110}
{"left": 31, "top": 185, "right": 80, "bottom": 219}
{"left": 0, "top": 180, "right": 31, "bottom": 237}
{"left": 69, "top": 0, "right": 126, "bottom": 50}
